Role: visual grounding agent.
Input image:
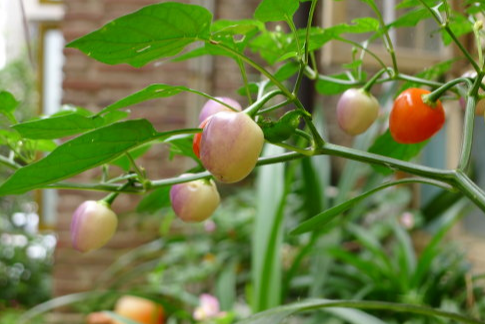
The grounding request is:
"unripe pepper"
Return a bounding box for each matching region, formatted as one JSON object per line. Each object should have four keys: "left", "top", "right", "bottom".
{"left": 198, "top": 111, "right": 264, "bottom": 183}
{"left": 170, "top": 179, "right": 220, "bottom": 222}
{"left": 336, "top": 88, "right": 380, "bottom": 135}
{"left": 70, "top": 200, "right": 118, "bottom": 253}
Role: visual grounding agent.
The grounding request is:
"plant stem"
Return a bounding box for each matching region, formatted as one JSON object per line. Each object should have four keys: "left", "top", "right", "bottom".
{"left": 425, "top": 77, "right": 473, "bottom": 103}
{"left": 336, "top": 37, "right": 387, "bottom": 71}
{"left": 0, "top": 154, "right": 20, "bottom": 169}
{"left": 417, "top": 0, "right": 480, "bottom": 72}
{"left": 453, "top": 170, "right": 485, "bottom": 213}
{"left": 237, "top": 57, "right": 253, "bottom": 105}
{"left": 365, "top": 0, "right": 399, "bottom": 73}
{"left": 244, "top": 90, "right": 284, "bottom": 117}
{"left": 208, "top": 40, "right": 293, "bottom": 99}
{"left": 257, "top": 100, "right": 291, "bottom": 114}
{"left": 362, "top": 68, "right": 390, "bottom": 92}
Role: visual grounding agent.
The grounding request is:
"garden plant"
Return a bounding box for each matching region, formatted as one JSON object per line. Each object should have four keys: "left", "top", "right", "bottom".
{"left": 2, "top": 0, "right": 485, "bottom": 323}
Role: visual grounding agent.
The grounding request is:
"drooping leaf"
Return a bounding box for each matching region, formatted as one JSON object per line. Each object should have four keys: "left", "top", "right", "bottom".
{"left": 0, "top": 119, "right": 162, "bottom": 195}
{"left": 0, "top": 91, "right": 19, "bottom": 124}
{"left": 254, "top": 0, "right": 299, "bottom": 22}
{"left": 368, "top": 130, "right": 427, "bottom": 176}
{"left": 66, "top": 2, "right": 212, "bottom": 67}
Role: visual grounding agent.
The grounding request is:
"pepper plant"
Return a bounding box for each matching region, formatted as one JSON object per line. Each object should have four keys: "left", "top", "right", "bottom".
{"left": 3, "top": 0, "right": 485, "bottom": 323}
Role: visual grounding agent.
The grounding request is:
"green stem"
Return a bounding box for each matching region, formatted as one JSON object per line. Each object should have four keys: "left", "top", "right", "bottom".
{"left": 237, "top": 57, "right": 253, "bottom": 105}
{"left": 102, "top": 182, "right": 132, "bottom": 205}
{"left": 453, "top": 170, "right": 485, "bottom": 213}
{"left": 365, "top": 1, "right": 398, "bottom": 73}
{"left": 244, "top": 90, "right": 283, "bottom": 117}
{"left": 396, "top": 73, "right": 445, "bottom": 88}
{"left": 294, "top": 99, "right": 325, "bottom": 147}
{"left": 336, "top": 37, "right": 387, "bottom": 71}
{"left": 207, "top": 40, "right": 293, "bottom": 98}
{"left": 425, "top": 77, "right": 473, "bottom": 103}
{"left": 257, "top": 100, "right": 291, "bottom": 114}
{"left": 271, "top": 142, "right": 314, "bottom": 156}
{"left": 417, "top": 0, "right": 480, "bottom": 72}
{"left": 0, "top": 154, "right": 20, "bottom": 169}
{"left": 362, "top": 68, "right": 390, "bottom": 92}
{"left": 294, "top": 128, "right": 312, "bottom": 142}
{"left": 126, "top": 152, "right": 146, "bottom": 184}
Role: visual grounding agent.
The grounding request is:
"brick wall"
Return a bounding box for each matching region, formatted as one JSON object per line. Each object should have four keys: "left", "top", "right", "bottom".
{"left": 54, "top": 0, "right": 260, "bottom": 322}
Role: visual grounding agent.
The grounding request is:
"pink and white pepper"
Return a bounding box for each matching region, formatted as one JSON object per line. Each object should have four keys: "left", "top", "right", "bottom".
{"left": 70, "top": 200, "right": 118, "bottom": 253}
{"left": 198, "top": 97, "right": 242, "bottom": 124}
{"left": 170, "top": 179, "right": 220, "bottom": 222}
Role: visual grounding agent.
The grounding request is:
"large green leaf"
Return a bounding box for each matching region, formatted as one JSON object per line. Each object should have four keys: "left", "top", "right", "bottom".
{"left": 254, "top": 0, "right": 299, "bottom": 22}
{"left": 0, "top": 119, "right": 161, "bottom": 195}
{"left": 368, "top": 130, "right": 427, "bottom": 176}
{"left": 12, "top": 112, "right": 126, "bottom": 139}
{"left": 99, "top": 84, "right": 210, "bottom": 115}
{"left": 66, "top": 2, "right": 212, "bottom": 67}
{"left": 0, "top": 91, "right": 19, "bottom": 124}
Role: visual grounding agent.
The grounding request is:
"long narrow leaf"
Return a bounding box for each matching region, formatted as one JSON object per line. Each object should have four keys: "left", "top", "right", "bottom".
{"left": 291, "top": 178, "right": 451, "bottom": 235}
{"left": 252, "top": 144, "right": 286, "bottom": 312}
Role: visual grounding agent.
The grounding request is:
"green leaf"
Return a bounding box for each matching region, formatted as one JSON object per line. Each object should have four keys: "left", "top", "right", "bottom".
{"left": 66, "top": 2, "right": 212, "bottom": 67}
{"left": 0, "top": 119, "right": 161, "bottom": 195}
{"left": 110, "top": 144, "right": 152, "bottom": 171}
{"left": 252, "top": 144, "right": 286, "bottom": 312}
{"left": 290, "top": 178, "right": 446, "bottom": 235}
{"left": 389, "top": 8, "right": 431, "bottom": 28}
{"left": 13, "top": 113, "right": 102, "bottom": 139}
{"left": 368, "top": 130, "right": 427, "bottom": 176}
{"left": 0, "top": 91, "right": 19, "bottom": 124}
{"left": 441, "top": 14, "right": 473, "bottom": 46}
{"left": 100, "top": 84, "right": 209, "bottom": 115}
{"left": 316, "top": 74, "right": 355, "bottom": 95}
{"left": 254, "top": 0, "right": 299, "bottom": 22}
{"left": 13, "top": 110, "right": 129, "bottom": 139}
{"left": 136, "top": 187, "right": 171, "bottom": 214}
{"left": 165, "top": 134, "right": 200, "bottom": 163}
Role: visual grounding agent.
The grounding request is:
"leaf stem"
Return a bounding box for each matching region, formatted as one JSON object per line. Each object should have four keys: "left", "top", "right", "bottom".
{"left": 417, "top": 0, "right": 480, "bottom": 72}
{"left": 244, "top": 90, "right": 284, "bottom": 117}
{"left": 207, "top": 41, "right": 293, "bottom": 99}
{"left": 365, "top": 0, "right": 398, "bottom": 73}
{"left": 236, "top": 57, "right": 253, "bottom": 105}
